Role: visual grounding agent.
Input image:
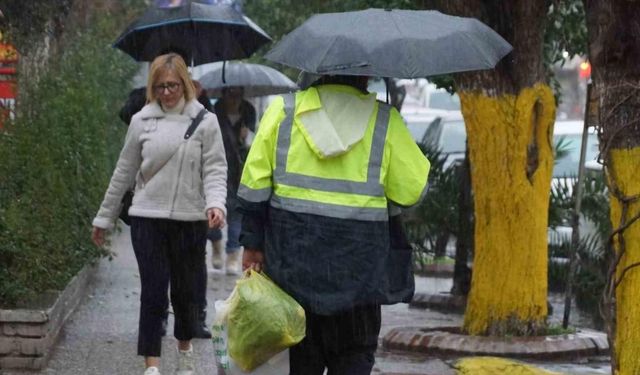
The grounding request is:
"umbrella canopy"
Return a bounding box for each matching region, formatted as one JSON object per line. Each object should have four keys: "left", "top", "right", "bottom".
{"left": 114, "top": 1, "right": 271, "bottom": 65}
{"left": 265, "top": 8, "right": 512, "bottom": 78}
{"left": 196, "top": 62, "right": 298, "bottom": 97}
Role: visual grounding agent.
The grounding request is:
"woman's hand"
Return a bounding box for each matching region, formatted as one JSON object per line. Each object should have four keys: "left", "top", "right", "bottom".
{"left": 242, "top": 248, "right": 264, "bottom": 272}
{"left": 240, "top": 125, "right": 249, "bottom": 141}
{"left": 92, "top": 227, "right": 106, "bottom": 247}
{"left": 207, "top": 207, "right": 225, "bottom": 229}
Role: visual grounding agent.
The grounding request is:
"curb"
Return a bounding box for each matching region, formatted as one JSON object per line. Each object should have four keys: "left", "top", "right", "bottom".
{"left": 410, "top": 292, "right": 466, "bottom": 312}
{"left": 0, "top": 262, "right": 97, "bottom": 370}
{"left": 383, "top": 326, "right": 609, "bottom": 360}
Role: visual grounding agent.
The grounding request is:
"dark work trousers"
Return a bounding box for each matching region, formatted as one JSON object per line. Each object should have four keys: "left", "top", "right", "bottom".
{"left": 130, "top": 217, "right": 208, "bottom": 357}
{"left": 289, "top": 304, "right": 381, "bottom": 375}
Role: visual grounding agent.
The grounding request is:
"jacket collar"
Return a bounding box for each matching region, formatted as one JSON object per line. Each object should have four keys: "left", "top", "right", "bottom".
{"left": 139, "top": 98, "right": 204, "bottom": 119}
{"left": 296, "top": 84, "right": 375, "bottom": 115}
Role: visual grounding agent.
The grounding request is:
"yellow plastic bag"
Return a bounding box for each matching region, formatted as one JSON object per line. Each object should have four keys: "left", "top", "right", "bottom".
{"left": 226, "top": 270, "right": 306, "bottom": 372}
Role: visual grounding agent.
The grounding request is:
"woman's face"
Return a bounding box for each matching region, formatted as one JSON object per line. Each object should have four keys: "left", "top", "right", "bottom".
{"left": 154, "top": 68, "right": 184, "bottom": 109}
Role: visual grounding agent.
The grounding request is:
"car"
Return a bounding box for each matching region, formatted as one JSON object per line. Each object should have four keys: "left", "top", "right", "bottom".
{"left": 417, "top": 114, "right": 602, "bottom": 250}
{"left": 412, "top": 111, "right": 465, "bottom": 169}
{"left": 403, "top": 110, "right": 453, "bottom": 143}
{"left": 548, "top": 120, "right": 602, "bottom": 250}
{"left": 418, "top": 116, "right": 600, "bottom": 177}
{"left": 552, "top": 120, "right": 600, "bottom": 178}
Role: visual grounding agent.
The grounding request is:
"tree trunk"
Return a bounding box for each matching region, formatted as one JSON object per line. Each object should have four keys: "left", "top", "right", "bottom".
{"left": 428, "top": 0, "right": 554, "bottom": 336}
{"left": 584, "top": 1, "right": 640, "bottom": 373}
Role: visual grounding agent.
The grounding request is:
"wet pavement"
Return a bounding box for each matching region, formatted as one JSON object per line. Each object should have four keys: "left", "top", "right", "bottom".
{"left": 2, "top": 226, "right": 612, "bottom": 374}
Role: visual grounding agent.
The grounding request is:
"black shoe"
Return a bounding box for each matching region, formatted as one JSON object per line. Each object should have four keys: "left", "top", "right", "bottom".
{"left": 194, "top": 321, "right": 212, "bottom": 339}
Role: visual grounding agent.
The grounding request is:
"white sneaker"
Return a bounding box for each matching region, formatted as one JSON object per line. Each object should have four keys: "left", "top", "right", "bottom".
{"left": 143, "top": 366, "right": 160, "bottom": 375}
{"left": 225, "top": 249, "right": 242, "bottom": 276}
{"left": 176, "top": 345, "right": 195, "bottom": 375}
{"left": 211, "top": 240, "right": 224, "bottom": 270}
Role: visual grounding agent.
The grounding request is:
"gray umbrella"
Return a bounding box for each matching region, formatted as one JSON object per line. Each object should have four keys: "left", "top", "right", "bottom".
{"left": 265, "top": 8, "right": 512, "bottom": 78}
{"left": 196, "top": 62, "right": 298, "bottom": 97}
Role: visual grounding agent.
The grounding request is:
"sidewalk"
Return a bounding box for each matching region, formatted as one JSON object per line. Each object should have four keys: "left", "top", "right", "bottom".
{"left": 3, "top": 226, "right": 611, "bottom": 374}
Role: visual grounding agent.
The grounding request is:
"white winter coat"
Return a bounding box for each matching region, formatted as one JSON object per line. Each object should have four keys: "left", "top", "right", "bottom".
{"left": 92, "top": 99, "right": 227, "bottom": 230}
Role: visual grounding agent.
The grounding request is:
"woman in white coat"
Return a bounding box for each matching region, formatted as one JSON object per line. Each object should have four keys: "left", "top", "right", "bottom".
{"left": 91, "top": 53, "right": 227, "bottom": 375}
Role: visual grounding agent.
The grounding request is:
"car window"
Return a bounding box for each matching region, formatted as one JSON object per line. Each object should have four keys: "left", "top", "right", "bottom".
{"left": 553, "top": 133, "right": 599, "bottom": 177}
{"left": 440, "top": 120, "right": 466, "bottom": 153}
{"left": 428, "top": 92, "right": 461, "bottom": 111}
{"left": 405, "top": 120, "right": 433, "bottom": 143}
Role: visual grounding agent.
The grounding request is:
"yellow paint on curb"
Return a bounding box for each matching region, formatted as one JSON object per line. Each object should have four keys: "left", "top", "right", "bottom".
{"left": 455, "top": 357, "right": 565, "bottom": 375}
{"left": 460, "top": 84, "right": 555, "bottom": 335}
{"left": 610, "top": 148, "right": 640, "bottom": 375}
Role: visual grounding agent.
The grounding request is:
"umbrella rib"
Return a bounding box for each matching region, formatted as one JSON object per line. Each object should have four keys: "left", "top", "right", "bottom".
{"left": 388, "top": 10, "right": 407, "bottom": 40}
{"left": 314, "top": 35, "right": 341, "bottom": 73}
{"left": 460, "top": 28, "right": 499, "bottom": 68}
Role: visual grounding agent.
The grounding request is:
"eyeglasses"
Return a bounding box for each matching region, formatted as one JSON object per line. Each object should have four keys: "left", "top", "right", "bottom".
{"left": 153, "top": 81, "right": 182, "bottom": 95}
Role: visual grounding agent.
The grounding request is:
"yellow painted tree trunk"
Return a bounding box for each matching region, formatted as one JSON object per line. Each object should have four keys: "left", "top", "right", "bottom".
{"left": 461, "top": 84, "right": 556, "bottom": 336}
{"left": 610, "top": 149, "right": 640, "bottom": 374}
{"left": 584, "top": 1, "right": 640, "bottom": 372}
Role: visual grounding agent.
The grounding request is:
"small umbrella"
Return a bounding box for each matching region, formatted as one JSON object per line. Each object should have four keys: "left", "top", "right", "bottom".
{"left": 265, "top": 8, "right": 512, "bottom": 78}
{"left": 196, "top": 62, "right": 298, "bottom": 98}
{"left": 114, "top": 1, "right": 271, "bottom": 65}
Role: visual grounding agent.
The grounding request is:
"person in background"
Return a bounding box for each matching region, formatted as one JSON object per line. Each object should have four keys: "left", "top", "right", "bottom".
{"left": 207, "top": 86, "right": 256, "bottom": 275}
{"left": 92, "top": 53, "right": 227, "bottom": 375}
{"left": 238, "top": 74, "right": 430, "bottom": 375}
{"left": 117, "top": 57, "right": 214, "bottom": 340}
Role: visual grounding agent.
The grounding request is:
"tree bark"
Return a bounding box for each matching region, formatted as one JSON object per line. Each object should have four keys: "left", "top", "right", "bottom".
{"left": 426, "top": 0, "right": 554, "bottom": 335}
{"left": 584, "top": 1, "right": 640, "bottom": 372}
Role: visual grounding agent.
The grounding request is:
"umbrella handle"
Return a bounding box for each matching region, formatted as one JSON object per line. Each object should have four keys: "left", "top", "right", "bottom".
{"left": 222, "top": 60, "right": 227, "bottom": 84}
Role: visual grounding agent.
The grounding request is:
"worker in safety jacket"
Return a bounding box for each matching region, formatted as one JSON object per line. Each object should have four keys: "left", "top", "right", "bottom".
{"left": 237, "top": 75, "right": 430, "bottom": 375}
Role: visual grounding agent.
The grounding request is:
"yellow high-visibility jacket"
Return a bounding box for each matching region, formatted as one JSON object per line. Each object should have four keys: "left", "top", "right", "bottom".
{"left": 238, "top": 84, "right": 430, "bottom": 314}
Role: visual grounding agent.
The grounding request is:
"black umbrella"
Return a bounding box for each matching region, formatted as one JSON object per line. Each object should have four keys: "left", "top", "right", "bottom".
{"left": 265, "top": 8, "right": 512, "bottom": 78}
{"left": 196, "top": 62, "right": 298, "bottom": 98}
{"left": 114, "top": 1, "right": 271, "bottom": 65}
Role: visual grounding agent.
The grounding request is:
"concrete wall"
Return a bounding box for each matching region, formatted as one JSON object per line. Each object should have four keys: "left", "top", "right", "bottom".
{"left": 0, "top": 263, "right": 95, "bottom": 370}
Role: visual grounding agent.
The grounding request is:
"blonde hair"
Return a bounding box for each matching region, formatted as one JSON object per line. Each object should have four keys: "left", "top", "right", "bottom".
{"left": 146, "top": 53, "right": 196, "bottom": 103}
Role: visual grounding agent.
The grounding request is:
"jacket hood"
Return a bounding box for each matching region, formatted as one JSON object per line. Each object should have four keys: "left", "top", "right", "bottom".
{"left": 296, "top": 85, "right": 376, "bottom": 159}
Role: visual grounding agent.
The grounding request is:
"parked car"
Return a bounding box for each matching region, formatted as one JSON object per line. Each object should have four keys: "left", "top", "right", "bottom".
{"left": 413, "top": 112, "right": 465, "bottom": 169}
{"left": 552, "top": 120, "right": 600, "bottom": 177}
{"left": 416, "top": 114, "right": 602, "bottom": 248}
{"left": 418, "top": 116, "right": 600, "bottom": 178}
{"left": 403, "top": 110, "right": 454, "bottom": 143}
{"left": 548, "top": 120, "right": 602, "bottom": 250}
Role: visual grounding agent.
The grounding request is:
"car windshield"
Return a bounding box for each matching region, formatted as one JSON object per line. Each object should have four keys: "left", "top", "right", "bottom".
{"left": 553, "top": 133, "right": 599, "bottom": 177}
{"left": 428, "top": 92, "right": 461, "bottom": 111}
{"left": 440, "top": 120, "right": 466, "bottom": 153}
{"left": 405, "top": 120, "right": 432, "bottom": 142}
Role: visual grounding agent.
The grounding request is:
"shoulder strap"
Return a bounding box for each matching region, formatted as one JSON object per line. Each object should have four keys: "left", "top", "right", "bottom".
{"left": 184, "top": 109, "right": 208, "bottom": 140}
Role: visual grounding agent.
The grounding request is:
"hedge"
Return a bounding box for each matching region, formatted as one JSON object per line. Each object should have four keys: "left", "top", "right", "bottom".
{"left": 0, "top": 16, "right": 139, "bottom": 307}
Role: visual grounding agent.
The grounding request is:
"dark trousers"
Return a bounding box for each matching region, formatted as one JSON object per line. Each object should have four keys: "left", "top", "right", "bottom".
{"left": 130, "top": 217, "right": 208, "bottom": 357}
{"left": 289, "top": 304, "right": 381, "bottom": 375}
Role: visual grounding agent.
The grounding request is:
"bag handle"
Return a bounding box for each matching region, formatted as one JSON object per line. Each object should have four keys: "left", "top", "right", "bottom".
{"left": 184, "top": 108, "right": 208, "bottom": 139}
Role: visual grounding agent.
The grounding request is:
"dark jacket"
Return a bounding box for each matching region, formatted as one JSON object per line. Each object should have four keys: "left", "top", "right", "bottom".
{"left": 239, "top": 201, "right": 414, "bottom": 315}
{"left": 213, "top": 99, "right": 256, "bottom": 204}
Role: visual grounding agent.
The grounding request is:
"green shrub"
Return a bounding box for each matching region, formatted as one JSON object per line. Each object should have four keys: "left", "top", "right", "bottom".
{"left": 0, "top": 17, "right": 139, "bottom": 307}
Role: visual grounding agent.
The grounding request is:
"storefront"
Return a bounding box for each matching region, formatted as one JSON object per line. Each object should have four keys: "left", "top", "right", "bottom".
{"left": 0, "top": 40, "right": 17, "bottom": 128}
